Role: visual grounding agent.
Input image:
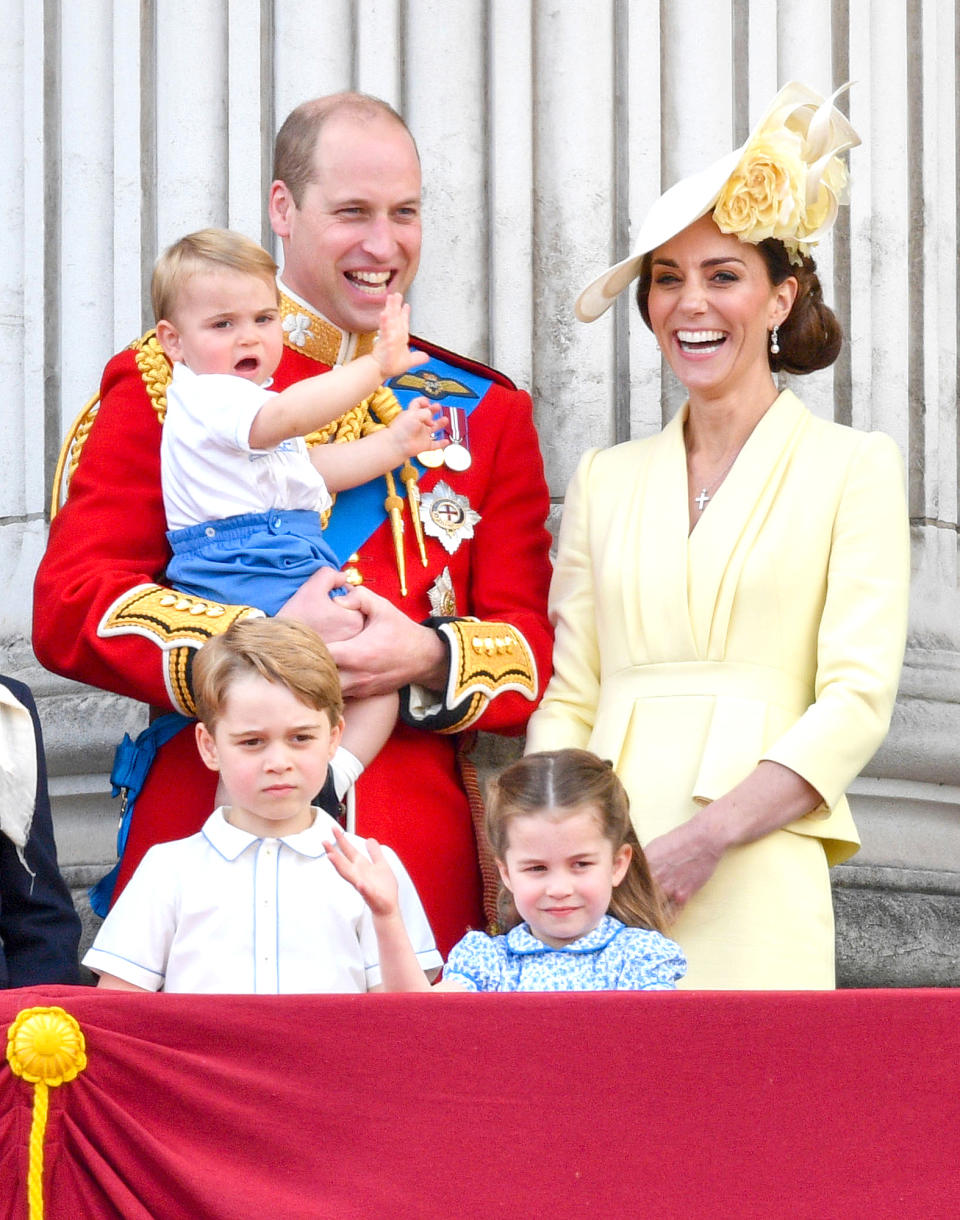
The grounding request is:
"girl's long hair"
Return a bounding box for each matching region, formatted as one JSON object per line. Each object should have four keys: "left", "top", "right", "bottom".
{"left": 485, "top": 749, "right": 666, "bottom": 934}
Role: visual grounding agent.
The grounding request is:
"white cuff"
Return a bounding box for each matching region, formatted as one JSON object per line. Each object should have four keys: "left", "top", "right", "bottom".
{"left": 330, "top": 746, "right": 364, "bottom": 800}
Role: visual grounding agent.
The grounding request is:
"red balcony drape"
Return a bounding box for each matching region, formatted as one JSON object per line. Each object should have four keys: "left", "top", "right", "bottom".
{"left": 3, "top": 987, "right": 959, "bottom": 1218}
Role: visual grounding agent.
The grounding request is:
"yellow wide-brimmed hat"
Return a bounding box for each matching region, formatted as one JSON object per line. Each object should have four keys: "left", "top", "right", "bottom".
{"left": 576, "top": 82, "right": 860, "bottom": 323}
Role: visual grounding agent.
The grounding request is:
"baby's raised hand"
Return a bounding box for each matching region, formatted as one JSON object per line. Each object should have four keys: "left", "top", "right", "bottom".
{"left": 324, "top": 824, "right": 399, "bottom": 919}
{"left": 373, "top": 293, "right": 429, "bottom": 379}
{"left": 388, "top": 397, "right": 449, "bottom": 461}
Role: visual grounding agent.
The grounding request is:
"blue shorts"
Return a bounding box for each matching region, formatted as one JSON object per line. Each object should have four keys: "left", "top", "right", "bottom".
{"left": 166, "top": 510, "right": 342, "bottom": 617}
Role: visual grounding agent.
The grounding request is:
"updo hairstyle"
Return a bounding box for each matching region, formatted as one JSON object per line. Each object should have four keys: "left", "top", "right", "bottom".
{"left": 635, "top": 236, "right": 843, "bottom": 375}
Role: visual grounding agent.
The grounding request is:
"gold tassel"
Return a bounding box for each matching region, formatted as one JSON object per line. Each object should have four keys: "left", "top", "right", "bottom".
{"left": 400, "top": 461, "right": 428, "bottom": 566}
{"left": 383, "top": 470, "right": 407, "bottom": 596}
{"left": 306, "top": 382, "right": 416, "bottom": 594}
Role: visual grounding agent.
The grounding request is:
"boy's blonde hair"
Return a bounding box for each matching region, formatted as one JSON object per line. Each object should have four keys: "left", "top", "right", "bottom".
{"left": 192, "top": 619, "right": 344, "bottom": 731}
{"left": 151, "top": 228, "right": 278, "bottom": 323}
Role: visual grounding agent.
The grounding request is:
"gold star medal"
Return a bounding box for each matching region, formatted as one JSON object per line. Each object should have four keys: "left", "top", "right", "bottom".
{"left": 419, "top": 481, "right": 481, "bottom": 555}
{"left": 427, "top": 566, "right": 457, "bottom": 616}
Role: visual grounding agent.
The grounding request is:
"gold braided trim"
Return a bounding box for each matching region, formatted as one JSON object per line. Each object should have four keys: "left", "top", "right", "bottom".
{"left": 435, "top": 692, "right": 486, "bottom": 736}
{"left": 50, "top": 393, "right": 100, "bottom": 519}
{"left": 307, "top": 383, "right": 412, "bottom": 532}
{"left": 437, "top": 620, "right": 539, "bottom": 733}
{"left": 97, "top": 584, "right": 264, "bottom": 715}
{"left": 99, "top": 584, "right": 263, "bottom": 646}
{"left": 133, "top": 330, "right": 172, "bottom": 424}
{"left": 51, "top": 331, "right": 171, "bottom": 518}
{"left": 7, "top": 1006, "right": 88, "bottom": 1220}
{"left": 279, "top": 295, "right": 377, "bottom": 364}
{"left": 278, "top": 296, "right": 416, "bottom": 573}
{"left": 168, "top": 646, "right": 197, "bottom": 717}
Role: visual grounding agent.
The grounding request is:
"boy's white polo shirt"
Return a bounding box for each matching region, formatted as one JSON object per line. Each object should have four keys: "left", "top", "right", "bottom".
{"left": 161, "top": 362, "right": 332, "bottom": 531}
{"left": 83, "top": 808, "right": 442, "bottom": 993}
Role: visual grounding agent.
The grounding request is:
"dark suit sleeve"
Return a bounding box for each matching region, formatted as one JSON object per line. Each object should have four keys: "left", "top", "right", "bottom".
{"left": 0, "top": 677, "right": 81, "bottom": 987}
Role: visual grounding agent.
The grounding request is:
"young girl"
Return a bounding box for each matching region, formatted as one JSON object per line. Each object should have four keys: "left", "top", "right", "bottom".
{"left": 326, "top": 748, "right": 687, "bottom": 991}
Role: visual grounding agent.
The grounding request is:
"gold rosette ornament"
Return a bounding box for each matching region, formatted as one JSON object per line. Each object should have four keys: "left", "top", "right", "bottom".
{"left": 7, "top": 1006, "right": 88, "bottom": 1219}
{"left": 714, "top": 82, "right": 858, "bottom": 263}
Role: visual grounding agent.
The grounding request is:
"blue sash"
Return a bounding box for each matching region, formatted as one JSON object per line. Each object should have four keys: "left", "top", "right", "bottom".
{"left": 322, "top": 352, "right": 493, "bottom": 558}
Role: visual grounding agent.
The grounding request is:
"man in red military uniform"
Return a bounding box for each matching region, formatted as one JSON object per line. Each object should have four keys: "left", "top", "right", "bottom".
{"left": 32, "top": 94, "right": 553, "bottom": 957}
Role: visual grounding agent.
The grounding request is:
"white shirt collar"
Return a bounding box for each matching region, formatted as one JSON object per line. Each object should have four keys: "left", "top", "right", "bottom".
{"left": 201, "top": 806, "right": 341, "bottom": 862}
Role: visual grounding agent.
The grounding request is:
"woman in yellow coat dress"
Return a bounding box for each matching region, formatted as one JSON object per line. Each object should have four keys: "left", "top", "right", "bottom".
{"left": 525, "top": 84, "right": 910, "bottom": 989}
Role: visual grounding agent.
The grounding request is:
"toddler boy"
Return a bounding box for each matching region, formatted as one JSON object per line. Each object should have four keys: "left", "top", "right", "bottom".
{"left": 155, "top": 228, "right": 447, "bottom": 802}
{"left": 83, "top": 619, "right": 441, "bottom": 993}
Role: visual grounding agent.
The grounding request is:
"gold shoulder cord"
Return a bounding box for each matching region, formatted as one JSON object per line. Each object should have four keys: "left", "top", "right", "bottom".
{"left": 51, "top": 332, "right": 170, "bottom": 519}
{"left": 133, "top": 330, "right": 172, "bottom": 423}
{"left": 308, "top": 382, "right": 425, "bottom": 596}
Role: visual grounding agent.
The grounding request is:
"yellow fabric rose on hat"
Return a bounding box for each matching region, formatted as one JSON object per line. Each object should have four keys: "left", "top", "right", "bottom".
{"left": 713, "top": 129, "right": 807, "bottom": 251}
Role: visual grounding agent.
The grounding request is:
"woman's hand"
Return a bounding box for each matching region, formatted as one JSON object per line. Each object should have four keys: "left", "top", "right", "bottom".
{"left": 645, "top": 761, "right": 824, "bottom": 917}
{"left": 643, "top": 817, "right": 725, "bottom": 916}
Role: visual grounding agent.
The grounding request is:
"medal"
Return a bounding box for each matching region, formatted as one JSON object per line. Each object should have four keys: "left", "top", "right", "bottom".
{"left": 427, "top": 566, "right": 457, "bottom": 616}
{"left": 419, "top": 481, "right": 481, "bottom": 555}
{"left": 417, "top": 405, "right": 472, "bottom": 470}
{"left": 442, "top": 406, "right": 471, "bottom": 471}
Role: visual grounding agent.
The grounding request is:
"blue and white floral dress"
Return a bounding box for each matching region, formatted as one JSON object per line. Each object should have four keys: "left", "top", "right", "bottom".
{"left": 443, "top": 915, "right": 686, "bottom": 992}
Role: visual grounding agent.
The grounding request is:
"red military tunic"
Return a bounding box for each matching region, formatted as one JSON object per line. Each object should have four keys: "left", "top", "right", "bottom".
{"left": 33, "top": 296, "right": 553, "bottom": 956}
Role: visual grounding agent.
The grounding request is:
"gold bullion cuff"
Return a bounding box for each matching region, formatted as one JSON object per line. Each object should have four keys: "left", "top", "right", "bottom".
{"left": 403, "top": 618, "right": 538, "bottom": 734}
{"left": 98, "top": 583, "right": 265, "bottom": 716}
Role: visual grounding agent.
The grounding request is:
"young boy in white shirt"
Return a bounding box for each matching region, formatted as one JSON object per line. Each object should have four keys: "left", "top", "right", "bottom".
{"left": 83, "top": 618, "right": 441, "bottom": 993}
{"left": 155, "top": 228, "right": 448, "bottom": 804}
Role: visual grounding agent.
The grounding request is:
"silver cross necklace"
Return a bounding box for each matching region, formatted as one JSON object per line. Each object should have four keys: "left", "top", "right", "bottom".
{"left": 692, "top": 445, "right": 745, "bottom": 513}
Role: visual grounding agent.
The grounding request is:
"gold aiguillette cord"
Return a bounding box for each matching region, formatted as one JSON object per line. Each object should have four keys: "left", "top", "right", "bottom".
{"left": 383, "top": 469, "right": 407, "bottom": 596}
{"left": 400, "top": 461, "right": 428, "bottom": 566}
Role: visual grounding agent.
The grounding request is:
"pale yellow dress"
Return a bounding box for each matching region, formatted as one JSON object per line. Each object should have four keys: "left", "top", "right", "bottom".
{"left": 525, "top": 390, "right": 910, "bottom": 989}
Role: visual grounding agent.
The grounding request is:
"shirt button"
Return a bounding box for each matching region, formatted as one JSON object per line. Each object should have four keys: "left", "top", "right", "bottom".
{"left": 205, "top": 527, "right": 215, "bottom": 538}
